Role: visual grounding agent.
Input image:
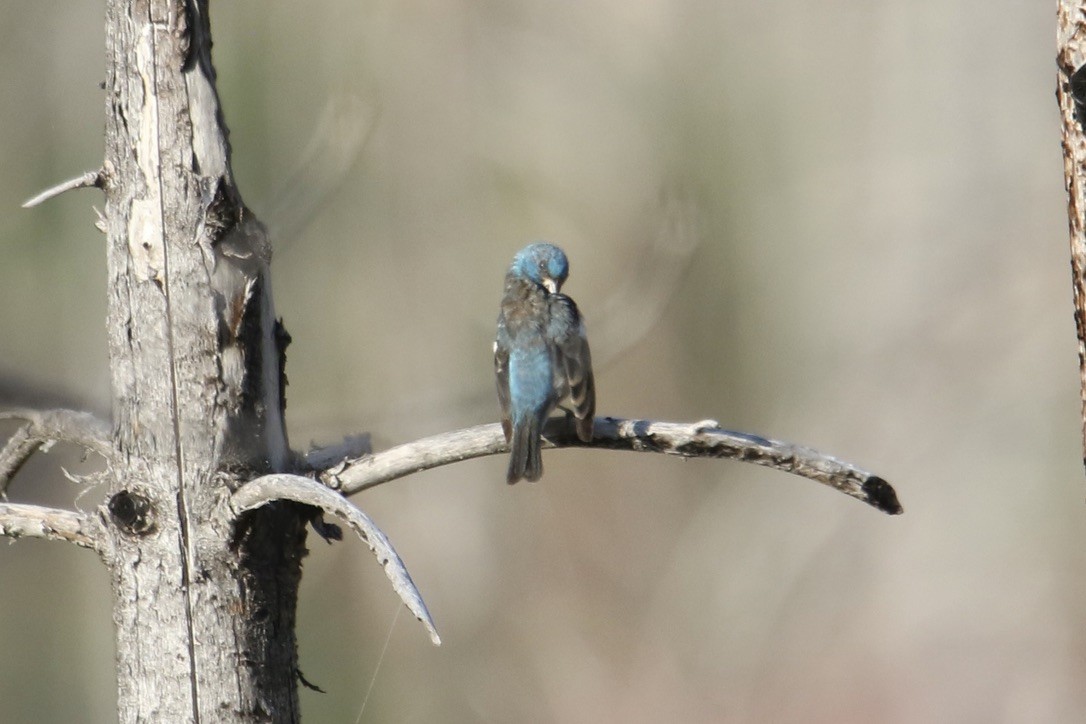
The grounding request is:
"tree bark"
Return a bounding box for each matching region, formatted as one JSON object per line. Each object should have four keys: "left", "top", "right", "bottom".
{"left": 1058, "top": 1, "right": 1086, "bottom": 470}
{"left": 102, "top": 1, "right": 302, "bottom": 720}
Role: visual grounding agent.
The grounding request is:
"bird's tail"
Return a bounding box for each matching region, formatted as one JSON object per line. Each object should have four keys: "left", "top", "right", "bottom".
{"left": 507, "top": 417, "right": 543, "bottom": 484}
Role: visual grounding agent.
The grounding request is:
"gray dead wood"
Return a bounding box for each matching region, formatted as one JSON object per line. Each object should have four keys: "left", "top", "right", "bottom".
{"left": 97, "top": 1, "right": 302, "bottom": 721}
{"left": 0, "top": 408, "right": 112, "bottom": 497}
{"left": 0, "top": 503, "right": 100, "bottom": 550}
{"left": 318, "top": 417, "right": 902, "bottom": 515}
{"left": 22, "top": 169, "right": 103, "bottom": 208}
{"left": 231, "top": 475, "right": 440, "bottom": 645}
{"left": 0, "top": 3, "right": 430, "bottom": 722}
{"left": 1058, "top": 2, "right": 1086, "bottom": 470}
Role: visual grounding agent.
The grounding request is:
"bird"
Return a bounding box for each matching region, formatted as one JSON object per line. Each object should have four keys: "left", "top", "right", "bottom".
{"left": 494, "top": 242, "right": 595, "bottom": 483}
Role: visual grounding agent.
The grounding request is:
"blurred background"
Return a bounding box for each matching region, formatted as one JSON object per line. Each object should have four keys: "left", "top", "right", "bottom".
{"left": 0, "top": 1, "right": 1079, "bottom": 722}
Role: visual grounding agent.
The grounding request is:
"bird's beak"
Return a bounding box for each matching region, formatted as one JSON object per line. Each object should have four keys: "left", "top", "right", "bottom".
{"left": 542, "top": 278, "right": 558, "bottom": 294}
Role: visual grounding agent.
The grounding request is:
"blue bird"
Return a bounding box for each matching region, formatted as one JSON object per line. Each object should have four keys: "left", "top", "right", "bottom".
{"left": 495, "top": 243, "right": 595, "bottom": 483}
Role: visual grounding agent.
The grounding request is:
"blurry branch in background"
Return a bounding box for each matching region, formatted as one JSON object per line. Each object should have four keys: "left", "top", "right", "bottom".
{"left": 1057, "top": 2, "right": 1086, "bottom": 469}
{"left": 302, "top": 433, "right": 371, "bottom": 470}
{"left": 262, "top": 95, "right": 377, "bottom": 251}
{"left": 592, "top": 186, "right": 701, "bottom": 369}
{"left": 0, "top": 374, "right": 108, "bottom": 416}
{"left": 302, "top": 416, "right": 902, "bottom": 515}
{"left": 0, "top": 503, "right": 100, "bottom": 550}
{"left": 21, "top": 169, "right": 104, "bottom": 209}
{"left": 230, "top": 473, "right": 441, "bottom": 646}
{"left": 0, "top": 409, "right": 113, "bottom": 498}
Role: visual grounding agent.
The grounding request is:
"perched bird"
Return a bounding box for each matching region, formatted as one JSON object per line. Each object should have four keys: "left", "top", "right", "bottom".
{"left": 494, "top": 243, "right": 595, "bottom": 483}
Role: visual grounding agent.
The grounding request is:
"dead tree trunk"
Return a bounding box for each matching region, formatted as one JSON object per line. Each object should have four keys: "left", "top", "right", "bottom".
{"left": 4, "top": 4, "right": 438, "bottom": 719}
{"left": 101, "top": 0, "right": 303, "bottom": 720}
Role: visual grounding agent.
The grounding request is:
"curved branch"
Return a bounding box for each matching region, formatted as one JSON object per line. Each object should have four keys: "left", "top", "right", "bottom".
{"left": 0, "top": 423, "right": 37, "bottom": 497}
{"left": 0, "top": 503, "right": 100, "bottom": 550}
{"left": 322, "top": 417, "right": 903, "bottom": 515}
{"left": 0, "top": 408, "right": 113, "bottom": 496}
{"left": 230, "top": 474, "right": 441, "bottom": 646}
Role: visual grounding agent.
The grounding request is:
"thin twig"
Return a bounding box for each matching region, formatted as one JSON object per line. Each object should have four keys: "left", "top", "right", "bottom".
{"left": 22, "top": 169, "right": 104, "bottom": 208}
{"left": 355, "top": 603, "right": 401, "bottom": 723}
{"left": 321, "top": 417, "right": 903, "bottom": 515}
{"left": 0, "top": 408, "right": 113, "bottom": 496}
{"left": 230, "top": 474, "right": 441, "bottom": 646}
{"left": 0, "top": 503, "right": 100, "bottom": 550}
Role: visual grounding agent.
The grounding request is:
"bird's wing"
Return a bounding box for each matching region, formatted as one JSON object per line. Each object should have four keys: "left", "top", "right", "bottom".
{"left": 549, "top": 294, "right": 596, "bottom": 441}
{"left": 494, "top": 316, "right": 513, "bottom": 441}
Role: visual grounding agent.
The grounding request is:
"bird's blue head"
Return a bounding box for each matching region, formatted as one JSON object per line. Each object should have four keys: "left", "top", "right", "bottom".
{"left": 510, "top": 242, "right": 570, "bottom": 293}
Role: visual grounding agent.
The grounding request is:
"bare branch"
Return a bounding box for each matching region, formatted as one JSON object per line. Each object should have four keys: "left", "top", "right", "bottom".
{"left": 322, "top": 417, "right": 903, "bottom": 515}
{"left": 22, "top": 169, "right": 104, "bottom": 208}
{"left": 0, "top": 423, "right": 37, "bottom": 498}
{"left": 0, "top": 408, "right": 113, "bottom": 496}
{"left": 230, "top": 474, "right": 441, "bottom": 646}
{"left": 0, "top": 408, "right": 112, "bottom": 453}
{"left": 0, "top": 503, "right": 100, "bottom": 550}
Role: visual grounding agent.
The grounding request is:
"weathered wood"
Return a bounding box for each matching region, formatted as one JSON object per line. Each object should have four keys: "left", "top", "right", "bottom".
{"left": 0, "top": 408, "right": 111, "bottom": 497}
{"left": 0, "top": 503, "right": 100, "bottom": 550}
{"left": 231, "top": 474, "right": 441, "bottom": 646}
{"left": 1058, "top": 2, "right": 1086, "bottom": 470}
{"left": 318, "top": 417, "right": 902, "bottom": 514}
{"left": 102, "top": 1, "right": 302, "bottom": 721}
